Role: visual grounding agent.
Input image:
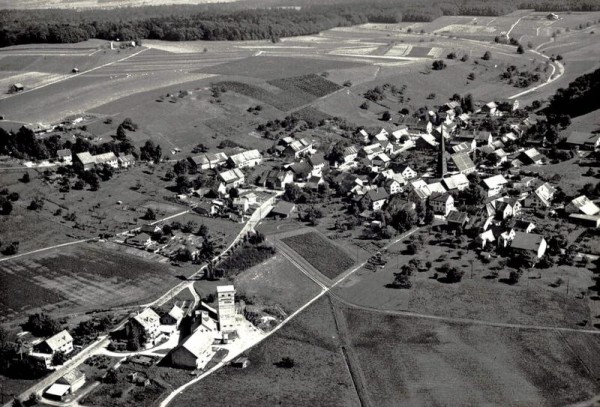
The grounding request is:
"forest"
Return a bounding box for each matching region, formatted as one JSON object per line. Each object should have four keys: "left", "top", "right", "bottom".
{"left": 0, "top": 0, "right": 598, "bottom": 47}
{"left": 546, "top": 67, "right": 600, "bottom": 118}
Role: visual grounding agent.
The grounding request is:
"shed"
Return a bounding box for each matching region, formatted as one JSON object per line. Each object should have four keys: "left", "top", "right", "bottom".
{"left": 269, "top": 201, "right": 296, "bottom": 218}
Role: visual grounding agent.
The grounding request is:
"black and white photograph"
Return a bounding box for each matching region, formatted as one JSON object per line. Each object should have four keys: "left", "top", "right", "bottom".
{"left": 0, "top": 0, "right": 599, "bottom": 405}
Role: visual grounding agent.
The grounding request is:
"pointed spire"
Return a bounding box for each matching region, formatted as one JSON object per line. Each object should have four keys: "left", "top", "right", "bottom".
{"left": 437, "top": 126, "right": 448, "bottom": 178}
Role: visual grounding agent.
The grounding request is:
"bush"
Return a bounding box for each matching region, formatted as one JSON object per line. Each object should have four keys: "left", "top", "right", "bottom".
{"left": 482, "top": 51, "right": 492, "bottom": 60}
{"left": 432, "top": 60, "right": 447, "bottom": 70}
{"left": 276, "top": 357, "right": 295, "bottom": 368}
{"left": 445, "top": 267, "right": 464, "bottom": 283}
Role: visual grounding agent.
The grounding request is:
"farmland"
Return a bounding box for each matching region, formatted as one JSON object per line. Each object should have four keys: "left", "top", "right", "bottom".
{"left": 281, "top": 232, "right": 355, "bottom": 279}
{"left": 170, "top": 297, "right": 360, "bottom": 407}
{"left": 0, "top": 242, "right": 196, "bottom": 325}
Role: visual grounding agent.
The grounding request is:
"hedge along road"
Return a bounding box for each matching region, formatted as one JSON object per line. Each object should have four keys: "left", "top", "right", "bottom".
{"left": 158, "top": 227, "right": 421, "bottom": 407}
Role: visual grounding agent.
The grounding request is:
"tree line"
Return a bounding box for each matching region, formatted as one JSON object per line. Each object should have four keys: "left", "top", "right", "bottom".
{"left": 1, "top": 0, "right": 597, "bottom": 48}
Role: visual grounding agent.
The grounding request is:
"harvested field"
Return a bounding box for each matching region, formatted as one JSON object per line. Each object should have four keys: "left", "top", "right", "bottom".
{"left": 216, "top": 80, "right": 313, "bottom": 111}
{"left": 0, "top": 242, "right": 192, "bottom": 323}
{"left": 199, "top": 55, "right": 364, "bottom": 80}
{"left": 281, "top": 232, "right": 354, "bottom": 279}
{"left": 293, "top": 106, "right": 332, "bottom": 123}
{"left": 268, "top": 74, "right": 342, "bottom": 98}
{"left": 171, "top": 296, "right": 360, "bottom": 406}
{"left": 342, "top": 307, "right": 600, "bottom": 406}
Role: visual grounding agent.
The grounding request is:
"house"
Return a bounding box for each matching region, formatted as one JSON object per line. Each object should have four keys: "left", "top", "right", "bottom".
{"left": 442, "top": 173, "right": 470, "bottom": 191}
{"left": 127, "top": 308, "right": 161, "bottom": 347}
{"left": 451, "top": 142, "right": 474, "bottom": 155}
{"left": 363, "top": 188, "right": 389, "bottom": 211}
{"left": 429, "top": 192, "right": 454, "bottom": 216}
{"left": 396, "top": 164, "right": 417, "bottom": 180}
{"left": 170, "top": 313, "right": 216, "bottom": 370}
{"left": 446, "top": 210, "right": 469, "bottom": 229}
{"left": 457, "top": 113, "right": 471, "bottom": 126}
{"left": 57, "top": 149, "right": 72, "bottom": 164}
{"left": 476, "top": 229, "right": 495, "bottom": 249}
{"left": 75, "top": 152, "right": 96, "bottom": 170}
{"left": 118, "top": 154, "right": 136, "bottom": 168}
{"left": 449, "top": 153, "right": 476, "bottom": 174}
{"left": 269, "top": 200, "right": 296, "bottom": 218}
{"left": 495, "top": 201, "right": 514, "bottom": 220}
{"left": 140, "top": 224, "right": 161, "bottom": 234}
{"left": 338, "top": 146, "right": 358, "bottom": 167}
{"left": 377, "top": 169, "right": 406, "bottom": 187}
{"left": 514, "top": 176, "right": 537, "bottom": 190}
{"left": 283, "top": 138, "right": 312, "bottom": 158}
{"left": 565, "top": 195, "right": 600, "bottom": 216}
{"left": 259, "top": 170, "right": 293, "bottom": 190}
{"left": 94, "top": 152, "right": 119, "bottom": 168}
{"left": 194, "top": 201, "right": 219, "bottom": 217}
{"left": 569, "top": 214, "right": 600, "bottom": 228}
{"left": 391, "top": 126, "right": 409, "bottom": 142}
{"left": 493, "top": 149, "right": 508, "bottom": 165}
{"left": 401, "top": 116, "right": 433, "bottom": 133}
{"left": 525, "top": 183, "right": 556, "bottom": 208}
{"left": 481, "top": 175, "right": 508, "bottom": 197}
{"left": 188, "top": 152, "right": 228, "bottom": 170}
{"left": 566, "top": 131, "right": 600, "bottom": 150}
{"left": 10, "top": 83, "right": 24, "bottom": 93}
{"left": 218, "top": 168, "right": 245, "bottom": 189}
{"left": 45, "top": 369, "right": 85, "bottom": 401}
{"left": 232, "top": 357, "right": 250, "bottom": 368}
{"left": 547, "top": 12, "right": 559, "bottom": 19}
{"left": 127, "top": 232, "right": 152, "bottom": 247}
{"left": 409, "top": 179, "right": 433, "bottom": 201}
{"left": 360, "top": 143, "right": 384, "bottom": 160}
{"left": 501, "top": 132, "right": 518, "bottom": 143}
{"left": 473, "top": 131, "right": 493, "bottom": 147}
{"left": 161, "top": 305, "right": 185, "bottom": 328}
{"left": 518, "top": 148, "right": 544, "bottom": 165}
{"left": 481, "top": 101, "right": 498, "bottom": 115}
{"left": 228, "top": 149, "right": 262, "bottom": 168}
{"left": 372, "top": 153, "right": 391, "bottom": 168}
{"left": 305, "top": 175, "right": 325, "bottom": 190}
{"left": 308, "top": 153, "right": 326, "bottom": 174}
{"left": 358, "top": 129, "right": 370, "bottom": 143}
{"left": 415, "top": 134, "right": 438, "bottom": 150}
{"left": 289, "top": 161, "right": 312, "bottom": 181}
{"left": 34, "top": 330, "right": 73, "bottom": 355}
{"left": 383, "top": 178, "right": 402, "bottom": 195}
{"left": 510, "top": 232, "right": 547, "bottom": 260}
{"left": 373, "top": 129, "right": 389, "bottom": 143}
{"left": 509, "top": 219, "right": 536, "bottom": 233}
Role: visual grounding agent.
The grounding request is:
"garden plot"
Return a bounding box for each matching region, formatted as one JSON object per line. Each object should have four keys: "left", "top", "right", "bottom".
{"left": 268, "top": 74, "right": 342, "bottom": 98}
{"left": 434, "top": 24, "right": 497, "bottom": 34}
{"left": 331, "top": 46, "right": 379, "bottom": 56}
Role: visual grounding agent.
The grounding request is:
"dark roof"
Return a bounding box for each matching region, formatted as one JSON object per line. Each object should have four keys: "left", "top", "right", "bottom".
{"left": 290, "top": 161, "right": 312, "bottom": 175}
{"left": 566, "top": 131, "right": 600, "bottom": 146}
{"left": 446, "top": 210, "right": 468, "bottom": 224}
{"left": 429, "top": 192, "right": 452, "bottom": 203}
{"left": 271, "top": 200, "right": 295, "bottom": 216}
{"left": 366, "top": 188, "right": 389, "bottom": 202}
{"left": 309, "top": 153, "right": 325, "bottom": 166}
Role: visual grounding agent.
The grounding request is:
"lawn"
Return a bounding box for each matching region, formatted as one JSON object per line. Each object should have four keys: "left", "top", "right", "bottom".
{"left": 342, "top": 306, "right": 600, "bottom": 406}
{"left": 281, "top": 231, "right": 355, "bottom": 279}
{"left": 0, "top": 242, "right": 194, "bottom": 325}
{"left": 170, "top": 296, "right": 360, "bottom": 406}
{"left": 234, "top": 253, "right": 322, "bottom": 313}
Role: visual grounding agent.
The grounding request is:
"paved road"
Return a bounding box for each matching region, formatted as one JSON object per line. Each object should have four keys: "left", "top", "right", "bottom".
{"left": 159, "top": 227, "right": 420, "bottom": 406}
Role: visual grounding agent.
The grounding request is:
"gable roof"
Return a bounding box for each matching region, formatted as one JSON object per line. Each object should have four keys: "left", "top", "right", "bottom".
{"left": 167, "top": 305, "right": 185, "bottom": 322}
{"left": 533, "top": 182, "right": 556, "bottom": 206}
{"left": 45, "top": 330, "right": 73, "bottom": 352}
{"left": 57, "top": 149, "right": 72, "bottom": 158}
{"left": 219, "top": 168, "right": 244, "bottom": 184}
{"left": 181, "top": 326, "right": 214, "bottom": 358}
{"left": 569, "top": 195, "right": 600, "bottom": 216}
{"left": 271, "top": 200, "right": 296, "bottom": 216}
{"left": 442, "top": 173, "right": 469, "bottom": 190}
{"left": 566, "top": 131, "right": 600, "bottom": 146}
{"left": 446, "top": 210, "right": 468, "bottom": 224}
{"left": 366, "top": 188, "right": 389, "bottom": 202}
{"left": 450, "top": 153, "right": 475, "bottom": 172}
{"left": 133, "top": 308, "right": 160, "bottom": 331}
{"left": 229, "top": 149, "right": 261, "bottom": 166}
{"left": 482, "top": 175, "right": 508, "bottom": 189}
{"left": 60, "top": 369, "right": 85, "bottom": 385}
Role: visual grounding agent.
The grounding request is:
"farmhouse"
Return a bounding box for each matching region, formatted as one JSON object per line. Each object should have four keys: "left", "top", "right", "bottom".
{"left": 127, "top": 308, "right": 161, "bottom": 347}
{"left": 161, "top": 305, "right": 185, "bottom": 328}
{"left": 57, "top": 149, "right": 72, "bottom": 164}
{"left": 34, "top": 330, "right": 73, "bottom": 356}
{"left": 429, "top": 192, "right": 454, "bottom": 216}
{"left": 360, "top": 143, "right": 384, "bottom": 160}
{"left": 449, "top": 153, "right": 476, "bottom": 174}
{"left": 10, "top": 83, "right": 24, "bottom": 93}
{"left": 481, "top": 175, "right": 508, "bottom": 197}
{"left": 170, "top": 312, "right": 216, "bottom": 370}
{"left": 289, "top": 161, "right": 312, "bottom": 181}
{"left": 396, "top": 164, "right": 417, "bottom": 180}
{"left": 446, "top": 210, "right": 469, "bottom": 229}
{"left": 282, "top": 138, "right": 313, "bottom": 158}
{"left": 565, "top": 195, "right": 600, "bottom": 216}
{"left": 518, "top": 148, "right": 544, "bottom": 165}
{"left": 218, "top": 168, "right": 245, "bottom": 189}
{"left": 118, "top": 154, "right": 136, "bottom": 168}
{"left": 525, "top": 183, "right": 556, "bottom": 208}
{"left": 442, "top": 173, "right": 469, "bottom": 191}
{"left": 510, "top": 232, "right": 547, "bottom": 260}
{"left": 127, "top": 232, "right": 152, "bottom": 247}
{"left": 258, "top": 169, "right": 293, "bottom": 190}
{"left": 188, "top": 152, "right": 228, "bottom": 170}
{"left": 75, "top": 151, "right": 118, "bottom": 170}
{"left": 75, "top": 152, "right": 96, "bottom": 170}
{"left": 228, "top": 149, "right": 262, "bottom": 168}
{"left": 308, "top": 153, "right": 326, "bottom": 174}
{"left": 566, "top": 131, "right": 600, "bottom": 150}
{"left": 269, "top": 200, "right": 296, "bottom": 218}
{"left": 363, "top": 188, "right": 389, "bottom": 211}
{"left": 569, "top": 214, "right": 600, "bottom": 228}
{"left": 45, "top": 369, "right": 85, "bottom": 401}
{"left": 415, "top": 134, "right": 438, "bottom": 150}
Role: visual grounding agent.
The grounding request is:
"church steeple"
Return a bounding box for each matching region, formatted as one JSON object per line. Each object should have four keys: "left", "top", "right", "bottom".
{"left": 437, "top": 126, "right": 448, "bottom": 178}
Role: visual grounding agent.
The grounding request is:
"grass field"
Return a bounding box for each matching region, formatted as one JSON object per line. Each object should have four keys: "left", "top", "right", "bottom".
{"left": 234, "top": 253, "right": 322, "bottom": 314}
{"left": 0, "top": 242, "right": 194, "bottom": 324}
{"left": 342, "top": 307, "right": 600, "bottom": 406}
{"left": 281, "top": 232, "right": 355, "bottom": 279}
{"left": 171, "top": 296, "right": 360, "bottom": 406}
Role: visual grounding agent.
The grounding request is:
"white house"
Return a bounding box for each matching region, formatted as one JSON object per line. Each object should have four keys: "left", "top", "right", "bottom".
{"left": 228, "top": 150, "right": 262, "bottom": 168}
{"left": 481, "top": 175, "right": 508, "bottom": 197}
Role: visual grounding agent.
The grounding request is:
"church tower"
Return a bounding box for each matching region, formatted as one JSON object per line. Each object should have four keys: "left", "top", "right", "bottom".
{"left": 437, "top": 126, "right": 448, "bottom": 178}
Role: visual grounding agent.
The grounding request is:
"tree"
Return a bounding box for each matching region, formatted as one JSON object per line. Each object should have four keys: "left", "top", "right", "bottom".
{"left": 12, "top": 398, "right": 23, "bottom": 407}
{"left": 277, "top": 357, "right": 295, "bottom": 368}
{"left": 104, "top": 368, "right": 118, "bottom": 384}
{"left": 24, "top": 313, "right": 61, "bottom": 337}
{"left": 392, "top": 272, "right": 412, "bottom": 289}
{"left": 182, "top": 220, "right": 198, "bottom": 234}
{"left": 446, "top": 267, "right": 465, "bottom": 283}
{"left": 229, "top": 187, "right": 239, "bottom": 198}
{"left": 482, "top": 51, "right": 492, "bottom": 60}
{"left": 446, "top": 52, "right": 456, "bottom": 59}
{"left": 28, "top": 197, "right": 44, "bottom": 211}
{"left": 197, "top": 224, "right": 209, "bottom": 237}
{"left": 73, "top": 179, "right": 85, "bottom": 190}
{"left": 392, "top": 208, "right": 417, "bottom": 232}
{"left": 175, "top": 175, "right": 192, "bottom": 193}
{"left": 381, "top": 111, "right": 392, "bottom": 121}
{"left": 3, "top": 241, "right": 19, "bottom": 255}
{"left": 116, "top": 124, "right": 127, "bottom": 141}
{"left": 52, "top": 350, "right": 67, "bottom": 366}
{"left": 144, "top": 208, "right": 156, "bottom": 220}
{"left": 87, "top": 172, "right": 100, "bottom": 191}
{"left": 517, "top": 44, "right": 524, "bottom": 54}
{"left": 508, "top": 269, "right": 522, "bottom": 284}
{"left": 21, "top": 173, "right": 30, "bottom": 183}
{"left": 343, "top": 80, "right": 352, "bottom": 87}
{"left": 432, "top": 60, "right": 447, "bottom": 70}
{"left": 140, "top": 140, "right": 162, "bottom": 163}
{"left": 360, "top": 102, "right": 369, "bottom": 110}
{"left": 1, "top": 198, "right": 13, "bottom": 215}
